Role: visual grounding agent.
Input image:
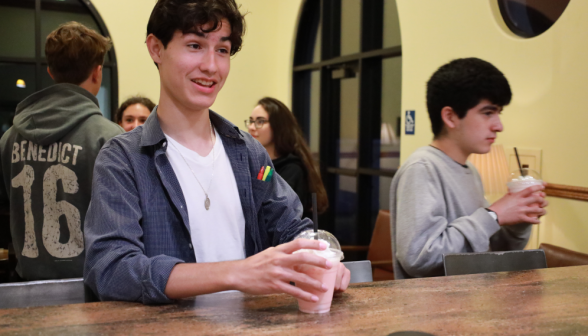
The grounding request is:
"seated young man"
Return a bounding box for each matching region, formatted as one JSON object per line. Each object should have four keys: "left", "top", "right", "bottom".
{"left": 0, "top": 22, "right": 123, "bottom": 281}
{"left": 389, "top": 58, "right": 548, "bottom": 279}
{"left": 84, "top": 0, "right": 350, "bottom": 304}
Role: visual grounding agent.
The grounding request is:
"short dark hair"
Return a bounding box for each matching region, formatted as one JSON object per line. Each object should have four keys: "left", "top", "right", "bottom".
{"left": 46, "top": 22, "right": 112, "bottom": 85}
{"left": 426, "top": 57, "right": 512, "bottom": 137}
{"left": 147, "top": 0, "right": 246, "bottom": 56}
{"left": 115, "top": 96, "right": 156, "bottom": 124}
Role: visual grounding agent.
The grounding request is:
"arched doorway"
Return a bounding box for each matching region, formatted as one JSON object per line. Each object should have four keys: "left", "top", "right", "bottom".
{"left": 292, "top": 0, "right": 402, "bottom": 257}
{"left": 0, "top": 0, "right": 118, "bottom": 137}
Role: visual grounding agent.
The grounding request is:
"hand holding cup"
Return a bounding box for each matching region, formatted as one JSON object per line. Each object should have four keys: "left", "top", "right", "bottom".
{"left": 293, "top": 229, "right": 348, "bottom": 314}
{"left": 489, "top": 168, "right": 548, "bottom": 225}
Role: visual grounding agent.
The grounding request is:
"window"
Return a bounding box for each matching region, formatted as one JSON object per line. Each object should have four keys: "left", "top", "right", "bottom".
{"left": 293, "top": 0, "right": 402, "bottom": 259}
{"left": 498, "top": 0, "right": 570, "bottom": 38}
{"left": 0, "top": 0, "right": 118, "bottom": 137}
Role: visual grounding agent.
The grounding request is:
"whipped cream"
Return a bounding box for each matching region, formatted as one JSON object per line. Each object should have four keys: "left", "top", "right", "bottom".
{"left": 294, "top": 239, "right": 340, "bottom": 259}
{"left": 507, "top": 174, "right": 543, "bottom": 193}
{"left": 511, "top": 175, "right": 539, "bottom": 182}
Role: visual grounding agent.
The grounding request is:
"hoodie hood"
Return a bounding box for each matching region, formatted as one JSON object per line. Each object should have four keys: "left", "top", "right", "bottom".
{"left": 13, "top": 83, "right": 103, "bottom": 146}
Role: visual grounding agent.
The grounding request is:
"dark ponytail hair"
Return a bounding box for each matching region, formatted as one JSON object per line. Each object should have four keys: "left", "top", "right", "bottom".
{"left": 257, "top": 97, "right": 329, "bottom": 214}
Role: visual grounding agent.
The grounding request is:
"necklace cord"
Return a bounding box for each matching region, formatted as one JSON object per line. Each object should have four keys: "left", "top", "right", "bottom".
{"left": 168, "top": 119, "right": 215, "bottom": 206}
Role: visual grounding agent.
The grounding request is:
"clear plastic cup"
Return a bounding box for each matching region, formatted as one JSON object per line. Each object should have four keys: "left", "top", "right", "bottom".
{"left": 293, "top": 229, "right": 344, "bottom": 314}
{"left": 507, "top": 168, "right": 543, "bottom": 218}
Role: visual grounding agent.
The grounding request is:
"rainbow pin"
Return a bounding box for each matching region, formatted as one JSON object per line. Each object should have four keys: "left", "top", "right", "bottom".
{"left": 257, "top": 165, "right": 274, "bottom": 182}
{"left": 265, "top": 167, "right": 274, "bottom": 182}
{"left": 262, "top": 165, "right": 271, "bottom": 181}
{"left": 257, "top": 166, "right": 265, "bottom": 180}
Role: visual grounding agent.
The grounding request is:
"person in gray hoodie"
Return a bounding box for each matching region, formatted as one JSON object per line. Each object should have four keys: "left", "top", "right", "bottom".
{"left": 389, "top": 58, "right": 549, "bottom": 279}
{"left": 0, "top": 22, "right": 123, "bottom": 281}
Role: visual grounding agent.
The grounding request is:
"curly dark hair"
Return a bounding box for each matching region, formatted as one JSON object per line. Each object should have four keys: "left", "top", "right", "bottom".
{"left": 115, "top": 96, "right": 156, "bottom": 124}
{"left": 426, "top": 57, "right": 512, "bottom": 138}
{"left": 147, "top": 0, "right": 246, "bottom": 56}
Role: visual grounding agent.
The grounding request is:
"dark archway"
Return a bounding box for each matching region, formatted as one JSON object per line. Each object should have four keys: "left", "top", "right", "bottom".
{"left": 292, "top": 0, "right": 402, "bottom": 259}
{"left": 0, "top": 0, "right": 119, "bottom": 138}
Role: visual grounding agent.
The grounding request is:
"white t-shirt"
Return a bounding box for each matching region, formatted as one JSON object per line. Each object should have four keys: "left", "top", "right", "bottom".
{"left": 164, "top": 128, "right": 246, "bottom": 263}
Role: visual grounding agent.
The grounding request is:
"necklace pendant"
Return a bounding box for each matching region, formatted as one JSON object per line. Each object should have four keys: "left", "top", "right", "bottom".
{"left": 204, "top": 196, "right": 210, "bottom": 210}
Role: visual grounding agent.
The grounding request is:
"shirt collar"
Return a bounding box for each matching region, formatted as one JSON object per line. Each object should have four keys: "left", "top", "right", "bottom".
{"left": 140, "top": 106, "right": 243, "bottom": 148}
{"left": 428, "top": 145, "right": 469, "bottom": 169}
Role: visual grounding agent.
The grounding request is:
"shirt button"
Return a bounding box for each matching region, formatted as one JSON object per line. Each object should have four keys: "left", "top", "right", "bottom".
{"left": 162, "top": 141, "right": 167, "bottom": 147}
{"left": 180, "top": 205, "right": 183, "bottom": 209}
{"left": 188, "top": 244, "right": 193, "bottom": 249}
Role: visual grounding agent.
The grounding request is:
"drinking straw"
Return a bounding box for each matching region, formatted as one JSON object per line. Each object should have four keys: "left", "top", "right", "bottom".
{"left": 514, "top": 147, "right": 524, "bottom": 177}
{"left": 312, "top": 193, "right": 318, "bottom": 239}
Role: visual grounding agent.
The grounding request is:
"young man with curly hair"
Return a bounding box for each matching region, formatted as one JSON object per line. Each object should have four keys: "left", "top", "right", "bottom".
{"left": 84, "top": 0, "right": 349, "bottom": 304}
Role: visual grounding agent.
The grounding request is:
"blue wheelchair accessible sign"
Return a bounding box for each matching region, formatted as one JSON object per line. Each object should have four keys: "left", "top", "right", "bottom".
{"left": 405, "top": 110, "right": 415, "bottom": 135}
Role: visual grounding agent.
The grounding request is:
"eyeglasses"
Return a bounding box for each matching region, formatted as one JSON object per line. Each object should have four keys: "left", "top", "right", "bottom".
{"left": 244, "top": 118, "right": 269, "bottom": 129}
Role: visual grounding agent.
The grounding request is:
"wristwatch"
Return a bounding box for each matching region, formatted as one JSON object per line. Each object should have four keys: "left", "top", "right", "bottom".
{"left": 485, "top": 208, "right": 499, "bottom": 224}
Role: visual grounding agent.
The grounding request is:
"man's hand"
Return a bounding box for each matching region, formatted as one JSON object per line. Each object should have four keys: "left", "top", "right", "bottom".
{"left": 488, "top": 184, "right": 548, "bottom": 226}
{"left": 230, "top": 239, "right": 334, "bottom": 302}
{"left": 334, "top": 262, "right": 351, "bottom": 292}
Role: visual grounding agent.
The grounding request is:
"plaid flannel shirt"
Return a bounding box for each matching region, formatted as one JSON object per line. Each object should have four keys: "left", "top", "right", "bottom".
{"left": 83, "top": 109, "right": 312, "bottom": 304}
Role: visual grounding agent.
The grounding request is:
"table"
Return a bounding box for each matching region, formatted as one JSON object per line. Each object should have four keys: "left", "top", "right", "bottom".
{"left": 2, "top": 266, "right": 588, "bottom": 335}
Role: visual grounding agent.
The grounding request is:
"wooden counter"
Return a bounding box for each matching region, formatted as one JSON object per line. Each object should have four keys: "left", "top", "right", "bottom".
{"left": 2, "top": 266, "right": 588, "bottom": 335}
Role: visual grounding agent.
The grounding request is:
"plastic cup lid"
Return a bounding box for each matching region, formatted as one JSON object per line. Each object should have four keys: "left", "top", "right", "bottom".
{"left": 508, "top": 167, "right": 542, "bottom": 182}
{"left": 294, "top": 229, "right": 344, "bottom": 260}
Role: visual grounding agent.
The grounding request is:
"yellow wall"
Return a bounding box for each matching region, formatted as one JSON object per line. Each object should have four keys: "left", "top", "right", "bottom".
{"left": 397, "top": 0, "right": 588, "bottom": 253}
{"left": 91, "top": 0, "right": 160, "bottom": 109}
{"left": 90, "top": 0, "right": 301, "bottom": 126}
{"left": 211, "top": 0, "right": 302, "bottom": 126}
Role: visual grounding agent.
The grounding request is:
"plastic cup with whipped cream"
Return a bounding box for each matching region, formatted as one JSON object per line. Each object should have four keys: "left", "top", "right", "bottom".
{"left": 507, "top": 168, "right": 543, "bottom": 218}
{"left": 293, "top": 229, "right": 344, "bottom": 314}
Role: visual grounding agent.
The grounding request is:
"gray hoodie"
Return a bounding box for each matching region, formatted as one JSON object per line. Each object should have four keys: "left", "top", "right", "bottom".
{"left": 0, "top": 83, "right": 123, "bottom": 280}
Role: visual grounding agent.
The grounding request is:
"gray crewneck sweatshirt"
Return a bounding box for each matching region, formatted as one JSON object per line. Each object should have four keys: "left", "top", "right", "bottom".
{"left": 389, "top": 146, "right": 531, "bottom": 279}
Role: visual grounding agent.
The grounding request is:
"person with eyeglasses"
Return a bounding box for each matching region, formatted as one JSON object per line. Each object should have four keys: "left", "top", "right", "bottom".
{"left": 246, "top": 97, "right": 328, "bottom": 219}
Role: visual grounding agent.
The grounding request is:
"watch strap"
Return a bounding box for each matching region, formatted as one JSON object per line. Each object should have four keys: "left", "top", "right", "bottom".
{"left": 485, "top": 208, "right": 499, "bottom": 224}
